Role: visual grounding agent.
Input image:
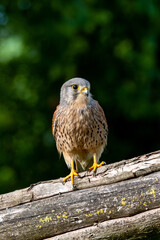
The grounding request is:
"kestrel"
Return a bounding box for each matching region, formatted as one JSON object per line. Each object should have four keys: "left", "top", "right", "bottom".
{"left": 52, "top": 78, "right": 108, "bottom": 185}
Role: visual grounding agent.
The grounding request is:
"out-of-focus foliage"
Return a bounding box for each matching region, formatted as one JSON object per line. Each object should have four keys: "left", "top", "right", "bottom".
{"left": 0, "top": 0, "right": 160, "bottom": 194}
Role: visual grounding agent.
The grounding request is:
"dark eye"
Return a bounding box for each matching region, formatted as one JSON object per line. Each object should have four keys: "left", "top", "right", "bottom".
{"left": 72, "top": 84, "right": 79, "bottom": 90}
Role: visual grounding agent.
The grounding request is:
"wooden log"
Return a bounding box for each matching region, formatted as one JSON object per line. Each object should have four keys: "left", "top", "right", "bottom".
{"left": 0, "top": 150, "right": 160, "bottom": 240}
{"left": 46, "top": 208, "right": 160, "bottom": 240}
{"left": 0, "top": 150, "right": 160, "bottom": 211}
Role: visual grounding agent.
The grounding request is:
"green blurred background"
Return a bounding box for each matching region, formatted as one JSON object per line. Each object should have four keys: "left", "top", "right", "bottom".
{"left": 0, "top": 0, "right": 160, "bottom": 194}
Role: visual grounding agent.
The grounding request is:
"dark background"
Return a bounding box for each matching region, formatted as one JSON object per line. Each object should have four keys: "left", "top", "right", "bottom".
{"left": 0, "top": 0, "right": 160, "bottom": 194}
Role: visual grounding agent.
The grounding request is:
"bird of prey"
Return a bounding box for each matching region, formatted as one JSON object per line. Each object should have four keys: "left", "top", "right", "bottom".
{"left": 52, "top": 78, "right": 108, "bottom": 185}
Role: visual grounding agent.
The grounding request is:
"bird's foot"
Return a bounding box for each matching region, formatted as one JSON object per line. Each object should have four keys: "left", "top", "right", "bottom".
{"left": 63, "top": 169, "right": 78, "bottom": 185}
{"left": 89, "top": 161, "right": 105, "bottom": 172}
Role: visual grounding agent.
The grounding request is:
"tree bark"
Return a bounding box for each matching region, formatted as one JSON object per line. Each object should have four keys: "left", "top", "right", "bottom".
{"left": 0, "top": 150, "right": 160, "bottom": 240}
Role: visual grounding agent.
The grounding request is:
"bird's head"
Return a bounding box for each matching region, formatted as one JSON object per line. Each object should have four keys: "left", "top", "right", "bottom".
{"left": 60, "top": 78, "right": 91, "bottom": 106}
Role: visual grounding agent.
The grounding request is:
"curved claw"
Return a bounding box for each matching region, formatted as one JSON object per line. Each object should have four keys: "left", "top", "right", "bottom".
{"left": 63, "top": 160, "right": 78, "bottom": 185}
{"left": 89, "top": 153, "right": 105, "bottom": 174}
{"left": 63, "top": 169, "right": 78, "bottom": 185}
{"left": 89, "top": 161, "right": 105, "bottom": 172}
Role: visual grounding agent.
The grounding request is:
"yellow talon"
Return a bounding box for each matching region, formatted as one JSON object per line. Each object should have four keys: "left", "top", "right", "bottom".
{"left": 89, "top": 153, "right": 105, "bottom": 172}
{"left": 63, "top": 160, "right": 78, "bottom": 185}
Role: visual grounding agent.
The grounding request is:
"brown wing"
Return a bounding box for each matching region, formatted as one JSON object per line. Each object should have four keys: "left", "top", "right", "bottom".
{"left": 52, "top": 104, "right": 60, "bottom": 137}
{"left": 95, "top": 100, "right": 108, "bottom": 125}
{"left": 95, "top": 100, "right": 108, "bottom": 147}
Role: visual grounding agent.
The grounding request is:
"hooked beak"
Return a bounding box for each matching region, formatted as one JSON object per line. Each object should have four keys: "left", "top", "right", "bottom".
{"left": 81, "top": 87, "right": 89, "bottom": 97}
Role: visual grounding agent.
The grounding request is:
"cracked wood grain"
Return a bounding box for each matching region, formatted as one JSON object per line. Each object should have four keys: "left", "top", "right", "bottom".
{"left": 0, "top": 150, "right": 160, "bottom": 240}
{"left": 0, "top": 150, "right": 160, "bottom": 211}
{"left": 45, "top": 208, "right": 160, "bottom": 240}
{"left": 0, "top": 171, "right": 160, "bottom": 240}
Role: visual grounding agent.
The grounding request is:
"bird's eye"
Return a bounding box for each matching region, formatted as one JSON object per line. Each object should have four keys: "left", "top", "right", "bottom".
{"left": 72, "top": 84, "right": 79, "bottom": 90}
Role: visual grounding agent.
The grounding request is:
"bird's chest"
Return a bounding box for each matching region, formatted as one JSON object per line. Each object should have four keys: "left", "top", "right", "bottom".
{"left": 56, "top": 105, "right": 107, "bottom": 152}
{"left": 56, "top": 106, "right": 94, "bottom": 148}
{"left": 61, "top": 107, "right": 92, "bottom": 135}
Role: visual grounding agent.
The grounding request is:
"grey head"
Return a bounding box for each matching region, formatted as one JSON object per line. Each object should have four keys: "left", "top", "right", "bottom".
{"left": 60, "top": 77, "right": 92, "bottom": 106}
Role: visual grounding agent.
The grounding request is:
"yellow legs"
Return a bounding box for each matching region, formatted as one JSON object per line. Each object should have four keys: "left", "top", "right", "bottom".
{"left": 89, "top": 153, "right": 105, "bottom": 172}
{"left": 63, "top": 160, "right": 78, "bottom": 185}
{"left": 63, "top": 154, "right": 104, "bottom": 185}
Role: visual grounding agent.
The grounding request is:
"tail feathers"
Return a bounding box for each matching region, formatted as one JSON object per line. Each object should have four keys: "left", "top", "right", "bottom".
{"left": 75, "top": 158, "right": 93, "bottom": 172}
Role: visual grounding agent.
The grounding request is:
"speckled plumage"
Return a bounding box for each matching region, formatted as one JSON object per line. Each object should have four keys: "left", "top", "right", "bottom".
{"left": 52, "top": 78, "right": 108, "bottom": 173}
